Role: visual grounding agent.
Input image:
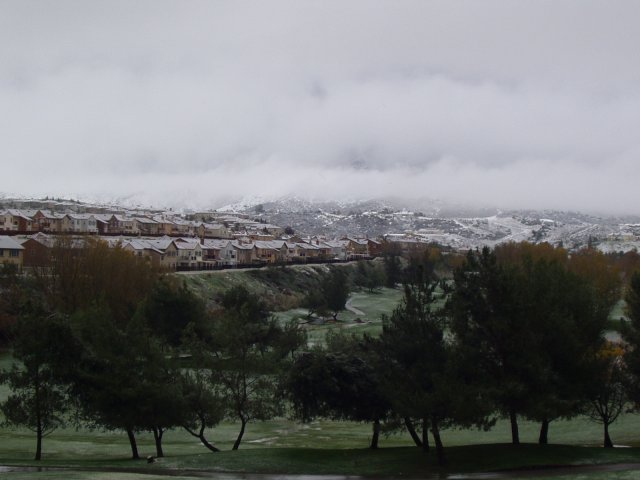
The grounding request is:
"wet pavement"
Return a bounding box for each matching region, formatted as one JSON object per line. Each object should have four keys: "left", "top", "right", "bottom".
{"left": 1, "top": 463, "right": 640, "bottom": 478}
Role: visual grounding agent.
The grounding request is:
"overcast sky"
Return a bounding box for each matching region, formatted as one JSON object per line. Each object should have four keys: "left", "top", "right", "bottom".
{"left": 2, "top": 1, "right": 640, "bottom": 213}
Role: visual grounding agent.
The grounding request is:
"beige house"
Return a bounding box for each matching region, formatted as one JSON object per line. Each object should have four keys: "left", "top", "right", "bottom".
{"left": 343, "top": 237, "right": 370, "bottom": 258}
{"left": 197, "top": 222, "right": 230, "bottom": 239}
{"left": 209, "top": 240, "right": 238, "bottom": 266}
{"left": 253, "top": 240, "right": 287, "bottom": 264}
{"left": 0, "top": 211, "right": 9, "bottom": 232}
{"left": 123, "top": 239, "right": 165, "bottom": 268}
{"left": 152, "top": 217, "right": 176, "bottom": 236}
{"left": 322, "top": 240, "right": 349, "bottom": 260}
{"left": 295, "top": 242, "right": 322, "bottom": 260}
{"left": 0, "top": 236, "right": 24, "bottom": 270}
{"left": 171, "top": 218, "right": 195, "bottom": 236}
{"left": 231, "top": 241, "right": 254, "bottom": 265}
{"left": 161, "top": 241, "right": 179, "bottom": 270}
{"left": 1, "top": 210, "right": 36, "bottom": 232}
{"left": 133, "top": 217, "right": 160, "bottom": 236}
{"left": 260, "top": 224, "right": 285, "bottom": 237}
{"left": 108, "top": 215, "right": 138, "bottom": 235}
{"left": 62, "top": 214, "right": 98, "bottom": 234}
{"left": 173, "top": 240, "right": 203, "bottom": 269}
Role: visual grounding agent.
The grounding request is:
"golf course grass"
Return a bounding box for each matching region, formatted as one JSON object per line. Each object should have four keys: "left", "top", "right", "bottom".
{"left": 2, "top": 413, "right": 640, "bottom": 478}
{"left": 273, "top": 287, "right": 404, "bottom": 345}
{"left": 2, "top": 278, "right": 640, "bottom": 478}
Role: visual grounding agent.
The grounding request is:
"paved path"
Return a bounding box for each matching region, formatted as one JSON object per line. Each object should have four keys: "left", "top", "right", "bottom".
{"left": 4, "top": 463, "right": 640, "bottom": 479}
{"left": 345, "top": 296, "right": 365, "bottom": 317}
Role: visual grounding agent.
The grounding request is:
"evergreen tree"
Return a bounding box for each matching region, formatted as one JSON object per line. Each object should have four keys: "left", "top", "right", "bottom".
{"left": 378, "top": 252, "right": 491, "bottom": 465}
{"left": 622, "top": 272, "right": 640, "bottom": 418}
{"left": 64, "top": 305, "right": 184, "bottom": 459}
{"left": 0, "top": 313, "right": 74, "bottom": 460}
{"left": 207, "top": 285, "right": 305, "bottom": 449}
{"left": 180, "top": 368, "right": 225, "bottom": 452}
{"left": 135, "top": 277, "right": 206, "bottom": 347}
{"left": 321, "top": 268, "right": 350, "bottom": 320}
{"left": 382, "top": 244, "right": 403, "bottom": 288}
{"left": 447, "top": 248, "right": 536, "bottom": 444}
{"left": 286, "top": 333, "right": 391, "bottom": 449}
{"left": 585, "top": 343, "right": 627, "bottom": 448}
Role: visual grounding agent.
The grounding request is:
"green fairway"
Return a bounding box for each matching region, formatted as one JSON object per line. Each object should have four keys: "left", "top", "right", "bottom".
{"left": 273, "top": 287, "right": 403, "bottom": 345}
{"left": 0, "top": 414, "right": 637, "bottom": 461}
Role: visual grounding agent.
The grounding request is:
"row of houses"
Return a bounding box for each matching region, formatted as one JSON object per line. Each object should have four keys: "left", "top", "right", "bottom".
{"left": 0, "top": 209, "right": 285, "bottom": 239}
{"left": 2, "top": 233, "right": 383, "bottom": 272}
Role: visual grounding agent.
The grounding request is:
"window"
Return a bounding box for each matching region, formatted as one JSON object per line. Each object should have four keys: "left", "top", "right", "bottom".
{"left": 10, "top": 250, "right": 19, "bottom": 257}
{"left": 0, "top": 249, "right": 4, "bottom": 257}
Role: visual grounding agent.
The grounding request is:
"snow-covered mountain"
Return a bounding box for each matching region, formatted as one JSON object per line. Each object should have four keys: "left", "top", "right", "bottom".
{"left": 229, "top": 196, "right": 640, "bottom": 252}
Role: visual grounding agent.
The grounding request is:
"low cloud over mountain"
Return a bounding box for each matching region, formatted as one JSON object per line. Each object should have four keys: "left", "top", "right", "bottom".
{"left": 2, "top": 1, "right": 640, "bottom": 214}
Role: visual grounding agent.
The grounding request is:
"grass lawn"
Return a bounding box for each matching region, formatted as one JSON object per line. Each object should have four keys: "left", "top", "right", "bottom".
{"left": 274, "top": 287, "right": 403, "bottom": 345}
{"left": 2, "top": 413, "right": 640, "bottom": 477}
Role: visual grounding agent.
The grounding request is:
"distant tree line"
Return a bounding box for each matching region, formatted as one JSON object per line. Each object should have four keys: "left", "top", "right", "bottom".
{"left": 2, "top": 239, "right": 640, "bottom": 465}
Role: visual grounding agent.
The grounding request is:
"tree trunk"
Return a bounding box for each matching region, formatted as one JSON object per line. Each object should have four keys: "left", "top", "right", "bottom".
{"left": 35, "top": 425, "right": 43, "bottom": 461}
{"left": 232, "top": 418, "right": 247, "bottom": 450}
{"left": 183, "top": 425, "right": 220, "bottom": 452}
{"left": 199, "top": 433, "right": 221, "bottom": 452}
{"left": 370, "top": 419, "right": 380, "bottom": 449}
{"left": 421, "top": 417, "right": 430, "bottom": 453}
{"left": 404, "top": 417, "right": 423, "bottom": 447}
{"left": 126, "top": 428, "right": 140, "bottom": 460}
{"left": 509, "top": 409, "right": 520, "bottom": 445}
{"left": 431, "top": 416, "right": 446, "bottom": 466}
{"left": 604, "top": 423, "right": 614, "bottom": 448}
{"left": 152, "top": 427, "right": 164, "bottom": 457}
{"left": 538, "top": 418, "right": 549, "bottom": 445}
{"left": 35, "top": 380, "right": 42, "bottom": 461}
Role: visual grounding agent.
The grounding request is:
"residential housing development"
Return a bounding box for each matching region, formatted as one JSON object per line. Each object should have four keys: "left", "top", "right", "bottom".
{"left": 0, "top": 206, "right": 405, "bottom": 272}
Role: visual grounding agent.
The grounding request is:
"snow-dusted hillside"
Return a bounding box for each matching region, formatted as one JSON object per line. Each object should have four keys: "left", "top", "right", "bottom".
{"left": 2, "top": 194, "right": 640, "bottom": 252}
{"left": 234, "top": 197, "right": 640, "bottom": 252}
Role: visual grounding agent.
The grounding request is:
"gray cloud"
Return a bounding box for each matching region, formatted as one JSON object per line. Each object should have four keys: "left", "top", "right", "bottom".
{"left": 2, "top": 0, "right": 640, "bottom": 213}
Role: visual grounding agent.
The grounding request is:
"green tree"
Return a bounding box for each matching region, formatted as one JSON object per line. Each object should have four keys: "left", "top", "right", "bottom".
{"left": 353, "top": 260, "right": 385, "bottom": 293}
{"left": 135, "top": 277, "right": 206, "bottom": 347}
{"left": 321, "top": 268, "right": 350, "bottom": 320}
{"left": 379, "top": 253, "right": 492, "bottom": 465}
{"left": 180, "top": 368, "right": 225, "bottom": 452}
{"left": 518, "top": 257, "right": 608, "bottom": 444}
{"left": 585, "top": 343, "right": 627, "bottom": 448}
{"left": 65, "top": 306, "right": 183, "bottom": 459}
{"left": 209, "top": 286, "right": 305, "bottom": 449}
{"left": 382, "top": 243, "right": 403, "bottom": 288}
{"left": 0, "top": 313, "right": 74, "bottom": 460}
{"left": 622, "top": 272, "right": 640, "bottom": 420}
{"left": 449, "top": 244, "right": 614, "bottom": 445}
{"left": 286, "top": 334, "right": 391, "bottom": 449}
{"left": 0, "top": 264, "right": 38, "bottom": 347}
{"left": 447, "top": 248, "right": 534, "bottom": 445}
